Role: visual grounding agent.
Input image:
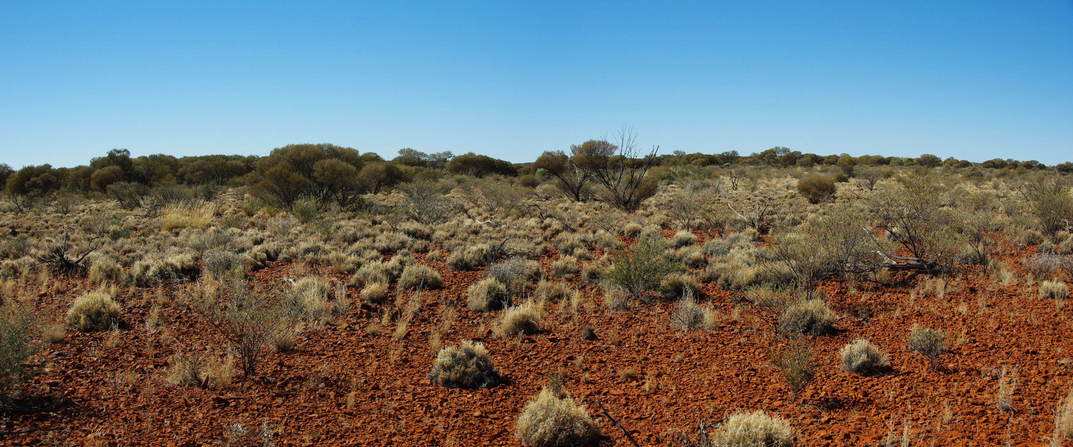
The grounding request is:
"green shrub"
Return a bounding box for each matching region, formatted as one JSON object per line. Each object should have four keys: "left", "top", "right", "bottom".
{"left": 515, "top": 386, "right": 600, "bottom": 447}
{"left": 429, "top": 341, "right": 501, "bottom": 389}
{"left": 66, "top": 291, "right": 121, "bottom": 332}
{"left": 0, "top": 302, "right": 38, "bottom": 399}
{"left": 797, "top": 174, "right": 836, "bottom": 204}
{"left": 607, "top": 236, "right": 679, "bottom": 296}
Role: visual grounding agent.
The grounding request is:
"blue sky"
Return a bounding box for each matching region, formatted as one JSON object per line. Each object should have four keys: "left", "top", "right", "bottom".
{"left": 1, "top": 1, "right": 1071, "bottom": 167}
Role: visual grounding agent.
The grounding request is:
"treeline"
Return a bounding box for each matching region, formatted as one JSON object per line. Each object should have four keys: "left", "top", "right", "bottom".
{"left": 1, "top": 143, "right": 1069, "bottom": 206}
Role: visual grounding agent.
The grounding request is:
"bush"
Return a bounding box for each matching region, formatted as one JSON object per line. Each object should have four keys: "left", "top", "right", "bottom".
{"left": 398, "top": 264, "right": 443, "bottom": 290}
{"left": 87, "top": 255, "right": 126, "bottom": 284}
{"left": 467, "top": 277, "right": 511, "bottom": 311}
{"left": 429, "top": 341, "right": 502, "bottom": 389}
{"left": 1040, "top": 280, "right": 1069, "bottom": 299}
{"left": 66, "top": 291, "right": 121, "bottom": 332}
{"left": 498, "top": 301, "right": 544, "bottom": 336}
{"left": 708, "top": 410, "right": 793, "bottom": 447}
{"left": 672, "top": 230, "right": 697, "bottom": 248}
{"left": 204, "top": 250, "right": 243, "bottom": 279}
{"left": 773, "top": 339, "right": 814, "bottom": 398}
{"left": 778, "top": 298, "right": 836, "bottom": 335}
{"left": 206, "top": 280, "right": 292, "bottom": 377}
{"left": 907, "top": 326, "right": 946, "bottom": 359}
{"left": 797, "top": 174, "right": 836, "bottom": 204}
{"left": 669, "top": 296, "right": 716, "bottom": 330}
{"left": 447, "top": 244, "right": 496, "bottom": 270}
{"left": 515, "top": 386, "right": 600, "bottom": 447}
{"left": 607, "top": 236, "right": 679, "bottom": 296}
{"left": 840, "top": 338, "right": 889, "bottom": 375}
{"left": 0, "top": 302, "right": 38, "bottom": 399}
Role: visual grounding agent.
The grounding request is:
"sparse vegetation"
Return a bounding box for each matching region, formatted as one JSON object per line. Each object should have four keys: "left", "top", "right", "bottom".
{"left": 840, "top": 338, "right": 889, "bottom": 375}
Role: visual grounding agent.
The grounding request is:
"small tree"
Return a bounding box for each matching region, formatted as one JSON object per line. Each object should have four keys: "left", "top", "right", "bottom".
{"left": 571, "top": 128, "right": 659, "bottom": 212}
{"left": 534, "top": 151, "right": 590, "bottom": 201}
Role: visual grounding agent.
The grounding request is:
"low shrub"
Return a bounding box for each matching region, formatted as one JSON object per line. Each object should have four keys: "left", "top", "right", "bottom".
{"left": 797, "top": 174, "right": 836, "bottom": 204}
{"left": 87, "top": 255, "right": 126, "bottom": 284}
{"left": 840, "top": 338, "right": 889, "bottom": 375}
{"left": 0, "top": 301, "right": 38, "bottom": 399}
{"left": 66, "top": 291, "right": 121, "bottom": 332}
{"left": 287, "top": 276, "right": 331, "bottom": 321}
{"left": 607, "top": 236, "right": 679, "bottom": 296}
{"left": 429, "top": 341, "right": 502, "bottom": 389}
{"left": 777, "top": 298, "right": 836, "bottom": 335}
{"left": 515, "top": 386, "right": 600, "bottom": 447}
{"left": 398, "top": 264, "right": 443, "bottom": 290}
{"left": 908, "top": 326, "right": 946, "bottom": 359}
{"left": 489, "top": 258, "right": 542, "bottom": 294}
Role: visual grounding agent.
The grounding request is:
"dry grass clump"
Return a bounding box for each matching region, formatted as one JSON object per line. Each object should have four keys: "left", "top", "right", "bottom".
{"left": 87, "top": 255, "right": 126, "bottom": 284}
{"left": 840, "top": 338, "right": 889, "bottom": 376}
{"left": 467, "top": 277, "right": 511, "bottom": 311}
{"left": 743, "top": 285, "right": 791, "bottom": 307}
{"left": 1053, "top": 387, "right": 1073, "bottom": 445}
{"left": 490, "top": 258, "right": 542, "bottom": 293}
{"left": 707, "top": 410, "right": 793, "bottom": 447}
{"left": 398, "top": 264, "right": 443, "bottom": 290}
{"left": 447, "top": 244, "right": 495, "bottom": 270}
{"left": 907, "top": 326, "right": 947, "bottom": 359}
{"left": 550, "top": 256, "right": 580, "bottom": 278}
{"left": 429, "top": 341, "right": 502, "bottom": 389}
{"left": 498, "top": 300, "right": 544, "bottom": 336}
{"left": 131, "top": 253, "right": 200, "bottom": 285}
{"left": 350, "top": 261, "right": 394, "bottom": 287}
{"left": 660, "top": 273, "right": 702, "bottom": 300}
{"left": 160, "top": 201, "right": 215, "bottom": 231}
{"left": 1040, "top": 280, "right": 1069, "bottom": 299}
{"left": 204, "top": 250, "right": 244, "bottom": 279}
{"left": 702, "top": 239, "right": 732, "bottom": 257}
{"left": 673, "top": 230, "right": 697, "bottom": 248}
{"left": 287, "top": 276, "right": 331, "bottom": 321}
{"left": 166, "top": 352, "right": 235, "bottom": 389}
{"left": 777, "top": 298, "right": 836, "bottom": 335}
{"left": 66, "top": 291, "right": 121, "bottom": 332}
{"left": 533, "top": 280, "right": 577, "bottom": 303}
{"left": 670, "top": 296, "right": 717, "bottom": 330}
{"left": 360, "top": 282, "right": 390, "bottom": 305}
{"left": 602, "top": 282, "right": 630, "bottom": 312}
{"left": 515, "top": 386, "right": 600, "bottom": 447}
{"left": 675, "top": 246, "right": 708, "bottom": 268}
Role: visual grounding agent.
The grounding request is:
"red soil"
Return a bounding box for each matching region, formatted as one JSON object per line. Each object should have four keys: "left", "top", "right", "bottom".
{"left": 4, "top": 244, "right": 1073, "bottom": 446}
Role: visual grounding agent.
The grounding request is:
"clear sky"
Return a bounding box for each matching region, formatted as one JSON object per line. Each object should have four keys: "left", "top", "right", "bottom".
{"left": 1, "top": 1, "right": 1071, "bottom": 168}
